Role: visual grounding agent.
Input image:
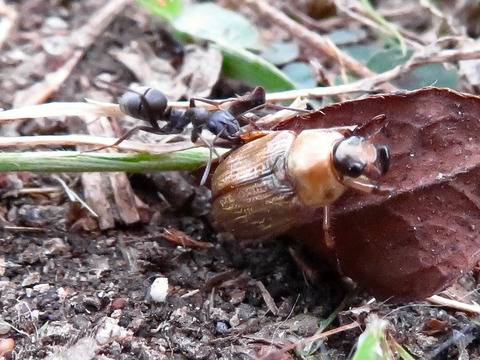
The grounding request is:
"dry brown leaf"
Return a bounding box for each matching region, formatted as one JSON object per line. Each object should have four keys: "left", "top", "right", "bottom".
{"left": 277, "top": 87, "right": 480, "bottom": 302}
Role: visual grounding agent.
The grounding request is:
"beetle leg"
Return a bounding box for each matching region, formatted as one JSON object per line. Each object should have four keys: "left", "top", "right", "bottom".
{"left": 342, "top": 177, "right": 393, "bottom": 195}
{"left": 323, "top": 205, "right": 335, "bottom": 249}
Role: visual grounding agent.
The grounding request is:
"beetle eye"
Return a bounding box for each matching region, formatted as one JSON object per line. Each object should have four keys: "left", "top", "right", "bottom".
{"left": 334, "top": 158, "right": 365, "bottom": 178}
{"left": 333, "top": 136, "right": 367, "bottom": 178}
{"left": 376, "top": 146, "right": 390, "bottom": 174}
{"left": 345, "top": 162, "right": 365, "bottom": 177}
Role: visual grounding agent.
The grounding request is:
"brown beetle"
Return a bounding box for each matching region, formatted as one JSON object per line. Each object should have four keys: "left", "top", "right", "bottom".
{"left": 211, "top": 128, "right": 390, "bottom": 244}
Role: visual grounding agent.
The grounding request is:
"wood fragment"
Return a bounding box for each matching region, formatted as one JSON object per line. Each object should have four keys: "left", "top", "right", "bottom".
{"left": 3, "top": 226, "right": 45, "bottom": 233}
{"left": 256, "top": 281, "right": 279, "bottom": 315}
{"left": 161, "top": 228, "right": 214, "bottom": 249}
{"left": 427, "top": 295, "right": 480, "bottom": 314}
{"left": 13, "top": 51, "right": 84, "bottom": 108}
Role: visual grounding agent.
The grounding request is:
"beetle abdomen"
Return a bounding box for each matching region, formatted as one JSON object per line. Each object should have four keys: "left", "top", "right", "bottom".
{"left": 212, "top": 177, "right": 305, "bottom": 240}
{"left": 212, "top": 132, "right": 303, "bottom": 240}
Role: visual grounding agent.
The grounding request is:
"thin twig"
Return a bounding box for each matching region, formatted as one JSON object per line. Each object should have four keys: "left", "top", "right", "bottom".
{"left": 265, "top": 43, "right": 480, "bottom": 101}
{"left": 260, "top": 322, "right": 360, "bottom": 360}
{"left": 0, "top": 134, "right": 197, "bottom": 155}
{"left": 427, "top": 295, "right": 480, "bottom": 314}
{"left": 3, "top": 42, "right": 478, "bottom": 127}
{"left": 53, "top": 175, "right": 98, "bottom": 217}
{"left": 240, "top": 0, "right": 389, "bottom": 84}
{"left": 334, "top": 0, "right": 425, "bottom": 50}
{"left": 0, "top": 101, "right": 123, "bottom": 121}
{"left": 256, "top": 281, "right": 279, "bottom": 316}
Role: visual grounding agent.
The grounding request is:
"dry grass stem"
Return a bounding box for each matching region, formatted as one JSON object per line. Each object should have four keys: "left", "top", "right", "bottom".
{"left": 240, "top": 0, "right": 380, "bottom": 82}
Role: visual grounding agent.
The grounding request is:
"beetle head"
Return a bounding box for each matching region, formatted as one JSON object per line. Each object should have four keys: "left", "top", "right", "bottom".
{"left": 332, "top": 136, "right": 390, "bottom": 178}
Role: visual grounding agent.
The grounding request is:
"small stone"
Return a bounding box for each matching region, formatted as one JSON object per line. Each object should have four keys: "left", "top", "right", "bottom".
{"left": 21, "top": 272, "right": 41, "bottom": 287}
{"left": 96, "top": 317, "right": 132, "bottom": 345}
{"left": 216, "top": 322, "right": 228, "bottom": 333}
{"left": 111, "top": 297, "right": 127, "bottom": 310}
{"left": 150, "top": 277, "right": 169, "bottom": 302}
{"left": 0, "top": 319, "right": 11, "bottom": 335}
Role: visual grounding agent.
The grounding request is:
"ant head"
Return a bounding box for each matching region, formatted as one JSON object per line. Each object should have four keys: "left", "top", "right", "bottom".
{"left": 207, "top": 110, "right": 241, "bottom": 139}
{"left": 332, "top": 136, "right": 390, "bottom": 178}
{"left": 119, "top": 87, "right": 167, "bottom": 122}
{"left": 249, "top": 87, "right": 266, "bottom": 108}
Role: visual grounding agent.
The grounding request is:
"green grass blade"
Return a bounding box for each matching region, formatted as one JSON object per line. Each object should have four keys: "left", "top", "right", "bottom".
{"left": 0, "top": 148, "right": 226, "bottom": 173}
{"left": 360, "top": 0, "right": 407, "bottom": 56}
{"left": 352, "top": 318, "right": 392, "bottom": 360}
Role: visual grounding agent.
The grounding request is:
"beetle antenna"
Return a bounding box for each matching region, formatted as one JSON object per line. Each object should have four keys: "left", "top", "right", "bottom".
{"left": 353, "top": 113, "right": 387, "bottom": 137}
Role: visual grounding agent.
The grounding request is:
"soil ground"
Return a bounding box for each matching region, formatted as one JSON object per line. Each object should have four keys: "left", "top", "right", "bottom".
{"left": 1, "top": 1, "right": 480, "bottom": 359}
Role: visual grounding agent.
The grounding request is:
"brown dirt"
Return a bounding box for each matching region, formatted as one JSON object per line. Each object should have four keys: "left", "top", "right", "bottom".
{"left": 1, "top": 1, "right": 480, "bottom": 359}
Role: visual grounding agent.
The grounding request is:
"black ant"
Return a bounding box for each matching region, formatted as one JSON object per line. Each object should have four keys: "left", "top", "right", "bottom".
{"left": 116, "top": 85, "right": 267, "bottom": 146}
{"left": 101, "top": 83, "right": 268, "bottom": 185}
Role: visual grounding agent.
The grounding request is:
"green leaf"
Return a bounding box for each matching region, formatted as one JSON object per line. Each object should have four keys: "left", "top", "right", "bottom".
{"left": 367, "top": 48, "right": 412, "bottom": 72}
{"left": 261, "top": 41, "right": 299, "bottom": 66}
{"left": 328, "top": 28, "right": 368, "bottom": 46}
{"left": 342, "top": 43, "right": 384, "bottom": 65}
{"left": 137, "top": 0, "right": 182, "bottom": 23}
{"left": 368, "top": 49, "right": 459, "bottom": 90}
{"left": 219, "top": 43, "right": 295, "bottom": 92}
{"left": 138, "top": 1, "right": 296, "bottom": 91}
{"left": 172, "top": 3, "right": 259, "bottom": 48}
{"left": 282, "top": 62, "right": 317, "bottom": 89}
{"left": 397, "top": 63, "right": 459, "bottom": 90}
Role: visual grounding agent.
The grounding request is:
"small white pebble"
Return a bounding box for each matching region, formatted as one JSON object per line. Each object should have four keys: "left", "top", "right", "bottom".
{"left": 57, "top": 287, "right": 68, "bottom": 301}
{"left": 96, "top": 318, "right": 132, "bottom": 345}
{"left": 150, "top": 277, "right": 169, "bottom": 302}
{"left": 33, "top": 283, "right": 51, "bottom": 293}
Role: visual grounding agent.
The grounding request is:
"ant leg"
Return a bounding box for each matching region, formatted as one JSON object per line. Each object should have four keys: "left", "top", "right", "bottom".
{"left": 189, "top": 97, "right": 235, "bottom": 109}
{"left": 342, "top": 177, "right": 393, "bottom": 195}
{"left": 196, "top": 132, "right": 223, "bottom": 186}
{"left": 85, "top": 125, "right": 166, "bottom": 153}
{"left": 235, "top": 103, "right": 310, "bottom": 129}
{"left": 323, "top": 205, "right": 335, "bottom": 248}
{"left": 200, "top": 146, "right": 213, "bottom": 186}
{"left": 237, "top": 103, "right": 310, "bottom": 116}
{"left": 112, "top": 125, "right": 163, "bottom": 146}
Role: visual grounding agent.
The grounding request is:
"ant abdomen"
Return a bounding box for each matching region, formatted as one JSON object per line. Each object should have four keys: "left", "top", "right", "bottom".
{"left": 119, "top": 87, "right": 168, "bottom": 122}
